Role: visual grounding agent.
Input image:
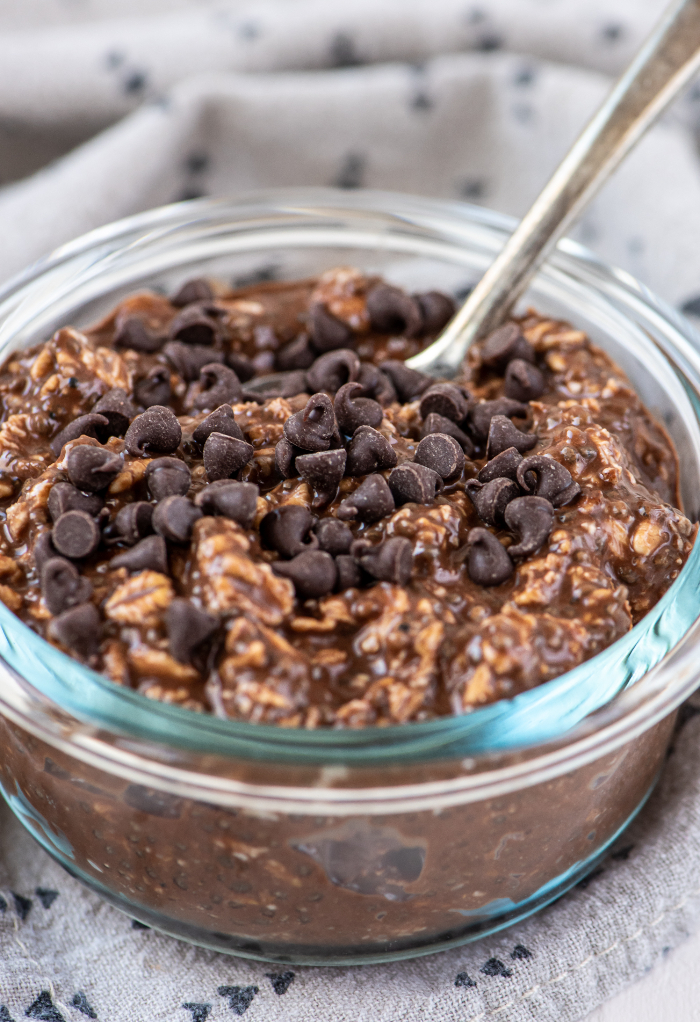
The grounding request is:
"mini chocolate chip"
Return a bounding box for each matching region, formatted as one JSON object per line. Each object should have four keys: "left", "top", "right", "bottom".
{"left": 420, "top": 412, "right": 475, "bottom": 456}
{"left": 202, "top": 431, "right": 254, "bottom": 481}
{"left": 272, "top": 550, "right": 337, "bottom": 599}
{"left": 244, "top": 371, "right": 308, "bottom": 400}
{"left": 164, "top": 341, "right": 223, "bottom": 383}
{"left": 366, "top": 285, "right": 422, "bottom": 337}
{"left": 466, "top": 528, "right": 514, "bottom": 586}
{"left": 414, "top": 433, "right": 464, "bottom": 481}
{"left": 93, "top": 389, "right": 136, "bottom": 437}
{"left": 41, "top": 557, "right": 92, "bottom": 616}
{"left": 516, "top": 455, "right": 579, "bottom": 506}
{"left": 52, "top": 510, "right": 102, "bottom": 559}
{"left": 355, "top": 363, "right": 396, "bottom": 406}
{"left": 133, "top": 366, "right": 172, "bottom": 408}
{"left": 478, "top": 447, "right": 523, "bottom": 483}
{"left": 468, "top": 398, "right": 529, "bottom": 442}
{"left": 309, "top": 303, "right": 353, "bottom": 352}
{"left": 380, "top": 361, "right": 432, "bottom": 402}
{"left": 193, "top": 364, "right": 242, "bottom": 411}
{"left": 50, "top": 414, "right": 110, "bottom": 459}
{"left": 388, "top": 462, "right": 442, "bottom": 506}
{"left": 171, "top": 278, "right": 213, "bottom": 308}
{"left": 505, "top": 496, "right": 554, "bottom": 557}
{"left": 415, "top": 291, "right": 456, "bottom": 334}
{"left": 313, "top": 518, "right": 354, "bottom": 556}
{"left": 306, "top": 349, "right": 360, "bottom": 394}
{"left": 352, "top": 537, "right": 413, "bottom": 585}
{"left": 225, "top": 350, "right": 256, "bottom": 381}
{"left": 48, "top": 602, "right": 101, "bottom": 660}
{"left": 335, "top": 554, "right": 362, "bottom": 590}
{"left": 260, "top": 505, "right": 318, "bottom": 558}
{"left": 66, "top": 445, "right": 122, "bottom": 492}
{"left": 169, "top": 304, "right": 218, "bottom": 346}
{"left": 481, "top": 323, "right": 535, "bottom": 369}
{"left": 419, "top": 383, "right": 470, "bottom": 424}
{"left": 466, "top": 477, "right": 520, "bottom": 527}
{"left": 111, "top": 535, "right": 168, "bottom": 573}
{"left": 146, "top": 457, "right": 191, "bottom": 500}
{"left": 504, "top": 359, "right": 545, "bottom": 402}
{"left": 48, "top": 482, "right": 103, "bottom": 523}
{"left": 276, "top": 334, "right": 316, "bottom": 372}
{"left": 152, "top": 495, "right": 202, "bottom": 543}
{"left": 337, "top": 474, "right": 395, "bottom": 523}
{"left": 345, "top": 425, "right": 397, "bottom": 477}
{"left": 194, "top": 480, "right": 259, "bottom": 527}
{"left": 192, "top": 405, "right": 245, "bottom": 446}
{"left": 111, "top": 502, "right": 154, "bottom": 545}
{"left": 34, "top": 532, "right": 59, "bottom": 575}
{"left": 113, "top": 316, "right": 163, "bottom": 354}
{"left": 486, "top": 415, "right": 537, "bottom": 459}
{"left": 125, "top": 405, "right": 182, "bottom": 456}
{"left": 334, "top": 382, "right": 383, "bottom": 434}
{"left": 277, "top": 370, "right": 311, "bottom": 398}
{"left": 249, "top": 371, "right": 277, "bottom": 396}
{"left": 552, "top": 480, "right": 582, "bottom": 507}
{"left": 296, "top": 449, "right": 347, "bottom": 508}
{"left": 166, "top": 598, "right": 218, "bottom": 663}
{"left": 275, "top": 437, "right": 301, "bottom": 479}
{"left": 284, "top": 393, "right": 337, "bottom": 452}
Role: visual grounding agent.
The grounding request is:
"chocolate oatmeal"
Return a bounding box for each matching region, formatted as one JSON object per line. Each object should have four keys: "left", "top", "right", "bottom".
{"left": 0, "top": 268, "right": 692, "bottom": 725}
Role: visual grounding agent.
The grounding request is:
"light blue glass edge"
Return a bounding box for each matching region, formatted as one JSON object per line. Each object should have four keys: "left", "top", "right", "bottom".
{"left": 0, "top": 516, "right": 698, "bottom": 766}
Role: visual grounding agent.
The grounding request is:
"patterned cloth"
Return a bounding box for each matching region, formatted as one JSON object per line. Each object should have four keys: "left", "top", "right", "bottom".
{"left": 2, "top": 1, "right": 700, "bottom": 1019}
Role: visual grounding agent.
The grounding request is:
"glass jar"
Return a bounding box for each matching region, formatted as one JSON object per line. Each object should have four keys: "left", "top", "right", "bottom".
{"left": 0, "top": 190, "right": 699, "bottom": 966}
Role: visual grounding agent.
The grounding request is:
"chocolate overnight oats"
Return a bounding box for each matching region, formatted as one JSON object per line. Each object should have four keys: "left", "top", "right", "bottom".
{"left": 0, "top": 254, "right": 696, "bottom": 963}
{"left": 0, "top": 267, "right": 692, "bottom": 727}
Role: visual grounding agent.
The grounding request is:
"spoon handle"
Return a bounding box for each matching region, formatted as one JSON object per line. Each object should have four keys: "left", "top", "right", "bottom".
{"left": 408, "top": 0, "right": 700, "bottom": 375}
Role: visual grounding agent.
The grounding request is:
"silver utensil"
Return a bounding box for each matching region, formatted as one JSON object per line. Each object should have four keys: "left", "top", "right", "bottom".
{"left": 407, "top": 0, "right": 700, "bottom": 377}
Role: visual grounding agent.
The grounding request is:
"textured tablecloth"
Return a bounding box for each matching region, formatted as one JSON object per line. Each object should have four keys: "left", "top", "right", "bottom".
{"left": 2, "top": 2, "right": 700, "bottom": 1020}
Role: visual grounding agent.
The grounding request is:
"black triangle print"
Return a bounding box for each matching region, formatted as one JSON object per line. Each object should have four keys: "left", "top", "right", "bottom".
{"left": 71, "top": 993, "right": 96, "bottom": 1019}
{"left": 35, "top": 889, "right": 59, "bottom": 910}
{"left": 182, "top": 1006, "right": 211, "bottom": 1022}
{"left": 12, "top": 893, "right": 32, "bottom": 921}
{"left": 480, "top": 958, "right": 513, "bottom": 978}
{"left": 217, "top": 987, "right": 259, "bottom": 1016}
{"left": 24, "top": 992, "right": 64, "bottom": 1022}
{"left": 265, "top": 972, "right": 295, "bottom": 996}
{"left": 510, "top": 944, "right": 533, "bottom": 960}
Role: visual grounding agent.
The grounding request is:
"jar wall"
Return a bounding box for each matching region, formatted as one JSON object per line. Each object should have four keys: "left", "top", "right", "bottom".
{"left": 0, "top": 711, "right": 674, "bottom": 964}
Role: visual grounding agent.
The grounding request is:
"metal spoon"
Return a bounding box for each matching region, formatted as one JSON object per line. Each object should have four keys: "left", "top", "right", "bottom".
{"left": 407, "top": 0, "right": 700, "bottom": 377}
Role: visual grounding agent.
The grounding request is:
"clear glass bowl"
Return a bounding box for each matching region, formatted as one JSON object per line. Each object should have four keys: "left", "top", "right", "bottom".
{"left": 0, "top": 189, "right": 699, "bottom": 965}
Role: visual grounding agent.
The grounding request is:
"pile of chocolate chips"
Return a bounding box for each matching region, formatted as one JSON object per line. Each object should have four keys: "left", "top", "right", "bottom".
{"left": 461, "top": 323, "right": 581, "bottom": 584}
{"left": 36, "top": 281, "right": 580, "bottom": 664}
{"left": 262, "top": 320, "right": 580, "bottom": 593}
{"left": 113, "top": 279, "right": 456, "bottom": 403}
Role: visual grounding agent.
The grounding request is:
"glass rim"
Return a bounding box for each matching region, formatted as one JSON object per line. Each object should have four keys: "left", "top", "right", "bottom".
{"left": 0, "top": 187, "right": 699, "bottom": 796}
